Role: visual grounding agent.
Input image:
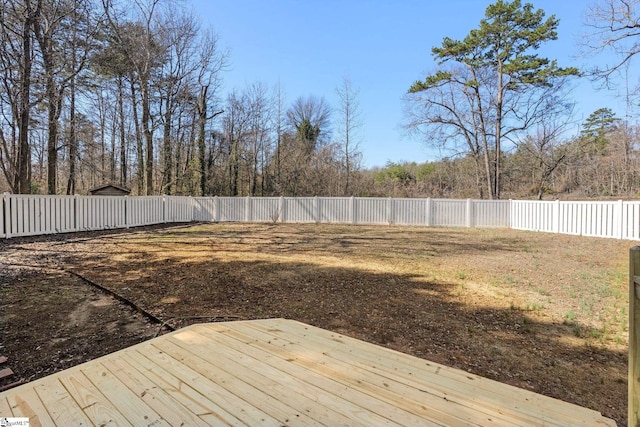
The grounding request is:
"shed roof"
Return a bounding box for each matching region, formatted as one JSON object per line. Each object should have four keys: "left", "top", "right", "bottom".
{"left": 88, "top": 184, "right": 131, "bottom": 195}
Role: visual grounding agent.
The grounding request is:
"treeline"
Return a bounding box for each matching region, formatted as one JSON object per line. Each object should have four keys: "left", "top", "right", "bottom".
{"left": 0, "top": 0, "right": 364, "bottom": 197}
{"left": 2, "top": 0, "right": 640, "bottom": 200}
{"left": 371, "top": 107, "right": 640, "bottom": 200}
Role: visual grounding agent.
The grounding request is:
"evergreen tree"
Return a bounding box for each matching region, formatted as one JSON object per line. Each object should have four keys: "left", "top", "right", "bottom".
{"left": 408, "top": 0, "right": 579, "bottom": 199}
{"left": 580, "top": 107, "right": 619, "bottom": 151}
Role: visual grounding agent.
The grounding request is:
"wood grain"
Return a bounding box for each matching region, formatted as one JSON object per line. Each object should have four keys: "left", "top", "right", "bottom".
{"left": 0, "top": 318, "right": 617, "bottom": 427}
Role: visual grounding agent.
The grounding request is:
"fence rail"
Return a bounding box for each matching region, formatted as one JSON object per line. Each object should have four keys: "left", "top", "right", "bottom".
{"left": 1, "top": 193, "right": 639, "bottom": 240}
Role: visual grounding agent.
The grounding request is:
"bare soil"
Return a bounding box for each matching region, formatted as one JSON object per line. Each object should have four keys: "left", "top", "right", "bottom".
{"left": 0, "top": 223, "right": 631, "bottom": 425}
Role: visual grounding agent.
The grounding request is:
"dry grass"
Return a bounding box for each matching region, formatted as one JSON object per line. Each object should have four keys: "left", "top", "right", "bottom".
{"left": 0, "top": 223, "right": 631, "bottom": 425}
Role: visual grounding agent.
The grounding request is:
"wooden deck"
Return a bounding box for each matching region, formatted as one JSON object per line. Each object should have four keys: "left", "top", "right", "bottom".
{"left": 0, "top": 318, "right": 616, "bottom": 426}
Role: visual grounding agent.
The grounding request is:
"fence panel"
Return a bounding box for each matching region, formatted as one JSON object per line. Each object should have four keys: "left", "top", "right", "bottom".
{"left": 249, "top": 197, "right": 281, "bottom": 222}
{"left": 284, "top": 197, "right": 317, "bottom": 223}
{"left": 431, "top": 199, "right": 467, "bottom": 227}
{"left": 193, "top": 197, "right": 217, "bottom": 221}
{"left": 165, "top": 197, "right": 193, "bottom": 223}
{"left": 581, "top": 202, "right": 616, "bottom": 238}
{"left": 0, "top": 194, "right": 5, "bottom": 238}
{"left": 355, "top": 198, "right": 388, "bottom": 225}
{"left": 3, "top": 195, "right": 640, "bottom": 240}
{"left": 6, "top": 195, "right": 77, "bottom": 237}
{"left": 126, "top": 196, "right": 164, "bottom": 227}
{"left": 52, "top": 196, "right": 76, "bottom": 233}
{"left": 474, "top": 200, "right": 511, "bottom": 227}
{"left": 76, "top": 196, "right": 126, "bottom": 231}
{"left": 511, "top": 200, "right": 555, "bottom": 233}
{"left": 318, "top": 197, "right": 351, "bottom": 223}
{"left": 623, "top": 202, "right": 640, "bottom": 241}
{"left": 393, "top": 198, "right": 430, "bottom": 226}
{"left": 217, "top": 197, "right": 245, "bottom": 222}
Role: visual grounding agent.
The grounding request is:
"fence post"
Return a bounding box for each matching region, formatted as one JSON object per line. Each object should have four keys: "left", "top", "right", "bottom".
{"left": 162, "top": 195, "right": 167, "bottom": 223}
{"left": 213, "top": 196, "right": 219, "bottom": 222}
{"left": 124, "top": 195, "right": 129, "bottom": 228}
{"left": 387, "top": 197, "right": 394, "bottom": 225}
{"left": 314, "top": 196, "right": 320, "bottom": 223}
{"left": 278, "top": 196, "right": 285, "bottom": 223}
{"left": 350, "top": 197, "right": 356, "bottom": 224}
{"left": 553, "top": 199, "right": 560, "bottom": 233}
{"left": 618, "top": 200, "right": 625, "bottom": 240}
{"left": 630, "top": 247, "right": 640, "bottom": 427}
{"left": 74, "top": 194, "right": 80, "bottom": 231}
{"left": 2, "top": 193, "right": 9, "bottom": 238}
{"left": 466, "top": 199, "right": 473, "bottom": 228}
{"left": 245, "top": 196, "right": 251, "bottom": 222}
{"left": 426, "top": 198, "right": 432, "bottom": 227}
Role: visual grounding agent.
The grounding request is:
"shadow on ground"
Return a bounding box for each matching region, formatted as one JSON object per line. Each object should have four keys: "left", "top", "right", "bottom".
{"left": 0, "top": 223, "right": 628, "bottom": 425}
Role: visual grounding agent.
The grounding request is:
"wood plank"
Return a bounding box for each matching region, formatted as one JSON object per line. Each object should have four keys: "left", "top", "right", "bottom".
{"left": 218, "top": 321, "right": 531, "bottom": 426}
{"left": 227, "top": 322, "right": 546, "bottom": 426}
{"left": 0, "top": 395, "right": 13, "bottom": 418}
{"left": 34, "top": 379, "right": 93, "bottom": 426}
{"left": 203, "top": 321, "right": 519, "bottom": 427}
{"left": 170, "top": 326, "right": 409, "bottom": 427}
{"left": 229, "top": 319, "right": 615, "bottom": 427}
{"left": 80, "top": 361, "right": 169, "bottom": 427}
{"left": 0, "top": 319, "right": 618, "bottom": 427}
{"left": 152, "top": 335, "right": 323, "bottom": 426}
{"left": 167, "top": 328, "right": 366, "bottom": 426}
{"left": 257, "top": 319, "right": 615, "bottom": 426}
{"left": 191, "top": 323, "right": 475, "bottom": 426}
{"left": 57, "top": 370, "right": 133, "bottom": 426}
{"left": 5, "top": 386, "right": 55, "bottom": 427}
{"left": 118, "top": 351, "right": 242, "bottom": 427}
{"left": 102, "top": 356, "right": 211, "bottom": 427}
{"left": 132, "top": 343, "right": 283, "bottom": 426}
{"left": 631, "top": 246, "right": 640, "bottom": 426}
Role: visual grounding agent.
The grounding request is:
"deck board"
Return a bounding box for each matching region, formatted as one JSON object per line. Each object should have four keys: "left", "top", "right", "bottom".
{"left": 0, "top": 395, "right": 12, "bottom": 418}
{"left": 225, "top": 319, "right": 602, "bottom": 426}
{"left": 0, "top": 318, "right": 617, "bottom": 426}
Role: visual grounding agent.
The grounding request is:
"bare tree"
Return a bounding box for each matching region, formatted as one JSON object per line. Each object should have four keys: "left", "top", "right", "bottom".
{"left": 404, "top": 65, "right": 490, "bottom": 198}
{"left": 0, "top": 0, "right": 42, "bottom": 194}
{"left": 286, "top": 95, "right": 332, "bottom": 154}
{"left": 102, "top": 0, "right": 166, "bottom": 195}
{"left": 335, "top": 76, "right": 363, "bottom": 195}
{"left": 194, "top": 29, "right": 227, "bottom": 196}
{"left": 513, "top": 103, "right": 576, "bottom": 200}
{"left": 245, "top": 82, "right": 272, "bottom": 196}
{"left": 272, "top": 82, "right": 286, "bottom": 192}
{"left": 157, "top": 6, "right": 199, "bottom": 195}
{"left": 584, "top": 0, "right": 640, "bottom": 85}
{"left": 33, "top": 0, "right": 97, "bottom": 194}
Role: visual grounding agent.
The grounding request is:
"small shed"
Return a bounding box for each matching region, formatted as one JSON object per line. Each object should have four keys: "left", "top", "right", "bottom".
{"left": 88, "top": 184, "right": 131, "bottom": 196}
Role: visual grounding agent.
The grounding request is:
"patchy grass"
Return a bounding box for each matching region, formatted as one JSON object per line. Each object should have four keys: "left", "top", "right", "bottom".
{"left": 0, "top": 223, "right": 631, "bottom": 425}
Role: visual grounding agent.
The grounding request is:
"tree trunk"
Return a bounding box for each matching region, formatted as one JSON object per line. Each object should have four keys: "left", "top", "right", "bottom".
{"left": 118, "top": 77, "right": 127, "bottom": 186}
{"left": 197, "top": 85, "right": 208, "bottom": 196}
{"left": 494, "top": 62, "right": 504, "bottom": 200}
{"left": 130, "top": 77, "right": 144, "bottom": 195}
{"left": 66, "top": 76, "right": 77, "bottom": 195}
{"left": 162, "top": 94, "right": 173, "bottom": 194}
{"left": 142, "top": 80, "right": 153, "bottom": 195}
{"left": 46, "top": 86, "right": 60, "bottom": 194}
{"left": 16, "top": 3, "right": 37, "bottom": 194}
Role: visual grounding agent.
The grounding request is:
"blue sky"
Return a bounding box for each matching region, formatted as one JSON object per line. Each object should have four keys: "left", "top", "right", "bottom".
{"left": 188, "top": 0, "right": 630, "bottom": 168}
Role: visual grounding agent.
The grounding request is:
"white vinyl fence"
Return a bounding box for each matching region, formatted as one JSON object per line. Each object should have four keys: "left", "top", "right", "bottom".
{"left": 511, "top": 199, "right": 640, "bottom": 241}
{"left": 1, "top": 193, "right": 639, "bottom": 240}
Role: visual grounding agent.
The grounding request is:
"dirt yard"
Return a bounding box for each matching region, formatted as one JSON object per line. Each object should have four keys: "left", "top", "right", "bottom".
{"left": 0, "top": 223, "right": 632, "bottom": 425}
